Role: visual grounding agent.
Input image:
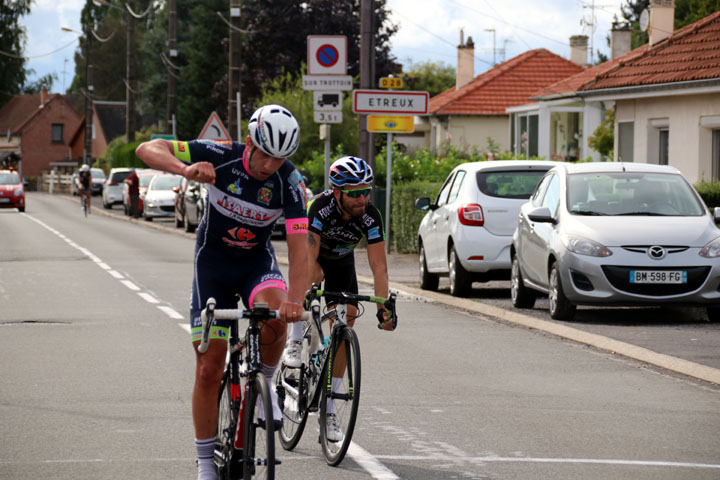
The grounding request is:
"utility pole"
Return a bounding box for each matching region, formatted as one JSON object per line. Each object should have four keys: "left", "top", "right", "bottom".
{"left": 485, "top": 28, "right": 496, "bottom": 65}
{"left": 125, "top": 0, "right": 136, "bottom": 142}
{"left": 84, "top": 18, "right": 94, "bottom": 166}
{"left": 167, "top": 0, "right": 177, "bottom": 136}
{"left": 228, "top": 0, "right": 242, "bottom": 140}
{"left": 359, "top": 0, "right": 374, "bottom": 178}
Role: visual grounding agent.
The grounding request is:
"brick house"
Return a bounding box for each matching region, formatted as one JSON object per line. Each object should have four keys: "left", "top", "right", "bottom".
{"left": 0, "top": 87, "right": 84, "bottom": 179}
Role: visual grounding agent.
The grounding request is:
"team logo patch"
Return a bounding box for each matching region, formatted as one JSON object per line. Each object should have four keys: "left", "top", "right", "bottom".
{"left": 368, "top": 226, "right": 381, "bottom": 240}
{"left": 228, "top": 180, "right": 242, "bottom": 194}
{"left": 222, "top": 227, "right": 258, "bottom": 249}
{"left": 212, "top": 328, "right": 227, "bottom": 339}
{"left": 312, "top": 218, "right": 323, "bottom": 230}
{"left": 178, "top": 143, "right": 186, "bottom": 152}
{"left": 258, "top": 187, "right": 272, "bottom": 205}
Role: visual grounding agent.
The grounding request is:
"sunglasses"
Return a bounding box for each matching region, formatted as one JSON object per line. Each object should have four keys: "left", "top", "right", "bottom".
{"left": 340, "top": 187, "right": 372, "bottom": 198}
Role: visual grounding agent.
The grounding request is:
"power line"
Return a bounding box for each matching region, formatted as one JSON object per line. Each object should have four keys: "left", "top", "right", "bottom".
{"left": 0, "top": 38, "right": 79, "bottom": 59}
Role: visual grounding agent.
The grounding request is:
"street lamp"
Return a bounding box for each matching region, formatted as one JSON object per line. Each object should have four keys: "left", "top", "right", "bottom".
{"left": 62, "top": 26, "right": 93, "bottom": 166}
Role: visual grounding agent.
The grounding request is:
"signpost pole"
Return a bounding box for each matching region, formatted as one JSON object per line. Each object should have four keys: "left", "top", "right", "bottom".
{"left": 385, "top": 131, "right": 392, "bottom": 253}
{"left": 324, "top": 124, "right": 331, "bottom": 191}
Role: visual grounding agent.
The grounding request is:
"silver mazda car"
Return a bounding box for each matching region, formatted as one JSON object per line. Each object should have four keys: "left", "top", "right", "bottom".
{"left": 510, "top": 162, "right": 720, "bottom": 321}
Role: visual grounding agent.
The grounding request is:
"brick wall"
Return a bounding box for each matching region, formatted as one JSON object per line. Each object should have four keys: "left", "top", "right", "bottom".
{"left": 20, "top": 97, "right": 83, "bottom": 178}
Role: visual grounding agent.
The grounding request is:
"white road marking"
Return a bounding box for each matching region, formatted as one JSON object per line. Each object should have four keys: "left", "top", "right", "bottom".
{"left": 121, "top": 279, "right": 140, "bottom": 291}
{"left": 347, "top": 442, "right": 400, "bottom": 479}
{"left": 158, "top": 306, "right": 184, "bottom": 319}
{"left": 108, "top": 270, "right": 124, "bottom": 279}
{"left": 97, "top": 262, "right": 111, "bottom": 270}
{"left": 178, "top": 323, "right": 191, "bottom": 333}
{"left": 138, "top": 292, "right": 159, "bottom": 304}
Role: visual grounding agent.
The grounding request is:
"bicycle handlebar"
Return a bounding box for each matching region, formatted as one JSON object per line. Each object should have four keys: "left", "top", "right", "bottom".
{"left": 198, "top": 297, "right": 314, "bottom": 354}
{"left": 304, "top": 285, "right": 398, "bottom": 330}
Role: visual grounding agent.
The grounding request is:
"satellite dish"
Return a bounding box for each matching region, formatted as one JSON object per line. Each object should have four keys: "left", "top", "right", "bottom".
{"left": 639, "top": 8, "right": 650, "bottom": 32}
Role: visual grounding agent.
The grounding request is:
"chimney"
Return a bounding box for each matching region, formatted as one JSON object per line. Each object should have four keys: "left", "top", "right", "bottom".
{"left": 611, "top": 22, "right": 632, "bottom": 59}
{"left": 456, "top": 30, "right": 475, "bottom": 90}
{"left": 40, "top": 85, "right": 49, "bottom": 106}
{"left": 649, "top": 0, "right": 675, "bottom": 46}
{"left": 569, "top": 35, "right": 588, "bottom": 66}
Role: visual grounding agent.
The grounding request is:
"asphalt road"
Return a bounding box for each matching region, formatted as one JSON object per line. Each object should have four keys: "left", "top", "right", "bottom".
{"left": 2, "top": 192, "right": 719, "bottom": 480}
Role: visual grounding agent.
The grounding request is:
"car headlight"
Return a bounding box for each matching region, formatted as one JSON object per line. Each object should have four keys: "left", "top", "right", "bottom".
{"left": 700, "top": 237, "right": 720, "bottom": 258}
{"left": 561, "top": 234, "right": 612, "bottom": 257}
{"left": 14, "top": 189, "right": 23, "bottom": 196}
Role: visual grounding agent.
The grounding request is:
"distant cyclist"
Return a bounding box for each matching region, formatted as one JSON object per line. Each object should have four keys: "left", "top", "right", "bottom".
{"left": 283, "top": 156, "right": 394, "bottom": 441}
{"left": 78, "top": 164, "right": 92, "bottom": 211}
{"left": 136, "top": 104, "right": 309, "bottom": 480}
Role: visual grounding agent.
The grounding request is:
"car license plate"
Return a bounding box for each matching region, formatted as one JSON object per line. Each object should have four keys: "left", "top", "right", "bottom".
{"left": 0, "top": 198, "right": 9, "bottom": 203}
{"left": 629, "top": 270, "right": 687, "bottom": 284}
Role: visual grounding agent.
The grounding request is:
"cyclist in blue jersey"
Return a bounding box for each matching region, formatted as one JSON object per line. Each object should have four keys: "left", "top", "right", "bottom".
{"left": 283, "top": 156, "right": 394, "bottom": 442}
{"left": 136, "top": 104, "right": 309, "bottom": 480}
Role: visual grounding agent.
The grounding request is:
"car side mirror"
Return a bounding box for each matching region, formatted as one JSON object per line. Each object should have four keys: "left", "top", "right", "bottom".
{"left": 714, "top": 207, "right": 720, "bottom": 223}
{"left": 528, "top": 206, "right": 557, "bottom": 224}
{"left": 415, "top": 197, "right": 436, "bottom": 211}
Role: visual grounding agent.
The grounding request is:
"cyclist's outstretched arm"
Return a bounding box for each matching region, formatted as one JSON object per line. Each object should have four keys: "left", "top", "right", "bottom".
{"left": 135, "top": 139, "right": 215, "bottom": 184}
{"left": 366, "top": 241, "right": 393, "bottom": 330}
{"left": 284, "top": 230, "right": 309, "bottom": 322}
{"left": 306, "top": 232, "right": 323, "bottom": 291}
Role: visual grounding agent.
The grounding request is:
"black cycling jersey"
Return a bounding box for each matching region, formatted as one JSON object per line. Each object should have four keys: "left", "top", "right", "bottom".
{"left": 79, "top": 171, "right": 91, "bottom": 188}
{"left": 307, "top": 190, "right": 385, "bottom": 260}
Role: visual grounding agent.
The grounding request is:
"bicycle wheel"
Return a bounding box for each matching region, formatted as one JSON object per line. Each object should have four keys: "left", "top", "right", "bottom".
{"left": 319, "top": 326, "right": 361, "bottom": 466}
{"left": 276, "top": 334, "right": 311, "bottom": 450}
{"left": 83, "top": 196, "right": 88, "bottom": 217}
{"left": 215, "top": 371, "right": 242, "bottom": 480}
{"left": 242, "top": 373, "right": 275, "bottom": 480}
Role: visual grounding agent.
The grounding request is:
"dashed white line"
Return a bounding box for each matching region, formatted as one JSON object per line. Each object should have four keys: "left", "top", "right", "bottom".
{"left": 121, "top": 279, "right": 140, "bottom": 291}
{"left": 107, "top": 270, "right": 124, "bottom": 279}
{"left": 348, "top": 442, "right": 399, "bottom": 479}
{"left": 158, "top": 306, "right": 184, "bottom": 319}
{"left": 138, "top": 292, "right": 159, "bottom": 304}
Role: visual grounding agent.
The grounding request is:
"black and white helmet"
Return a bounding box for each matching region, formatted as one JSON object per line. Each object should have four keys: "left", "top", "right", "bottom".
{"left": 329, "top": 156, "right": 374, "bottom": 187}
{"left": 247, "top": 104, "right": 300, "bottom": 158}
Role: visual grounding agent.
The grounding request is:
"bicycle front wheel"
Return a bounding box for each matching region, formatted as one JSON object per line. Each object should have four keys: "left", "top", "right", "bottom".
{"left": 242, "top": 373, "right": 275, "bottom": 480}
{"left": 320, "top": 326, "right": 361, "bottom": 466}
{"left": 276, "top": 333, "right": 311, "bottom": 450}
{"left": 216, "top": 371, "right": 242, "bottom": 480}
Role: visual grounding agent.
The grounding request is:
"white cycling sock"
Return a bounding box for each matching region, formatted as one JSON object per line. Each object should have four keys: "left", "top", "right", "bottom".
{"left": 325, "top": 377, "right": 343, "bottom": 414}
{"left": 257, "top": 363, "right": 281, "bottom": 422}
{"left": 195, "top": 437, "right": 217, "bottom": 480}
{"left": 289, "top": 321, "right": 304, "bottom": 341}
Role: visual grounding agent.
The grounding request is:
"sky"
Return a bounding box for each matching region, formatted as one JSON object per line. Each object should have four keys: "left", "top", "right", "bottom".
{"left": 20, "top": 0, "right": 625, "bottom": 94}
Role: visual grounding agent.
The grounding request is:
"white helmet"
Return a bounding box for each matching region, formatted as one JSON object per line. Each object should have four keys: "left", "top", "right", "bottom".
{"left": 247, "top": 104, "right": 300, "bottom": 158}
{"left": 329, "top": 156, "right": 374, "bottom": 187}
{"left": 80, "top": 164, "right": 90, "bottom": 172}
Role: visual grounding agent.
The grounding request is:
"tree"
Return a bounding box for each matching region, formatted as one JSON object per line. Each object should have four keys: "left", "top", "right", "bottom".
{"left": 400, "top": 60, "right": 455, "bottom": 97}
{"left": 0, "top": 0, "right": 32, "bottom": 105}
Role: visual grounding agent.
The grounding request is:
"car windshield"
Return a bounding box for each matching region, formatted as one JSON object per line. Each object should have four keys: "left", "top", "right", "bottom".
{"left": 112, "top": 171, "right": 131, "bottom": 183}
{"left": 0, "top": 173, "right": 20, "bottom": 184}
{"left": 567, "top": 172, "right": 706, "bottom": 216}
{"left": 91, "top": 168, "right": 106, "bottom": 179}
{"left": 150, "top": 175, "right": 182, "bottom": 191}
{"left": 476, "top": 169, "right": 549, "bottom": 199}
{"left": 139, "top": 174, "right": 156, "bottom": 187}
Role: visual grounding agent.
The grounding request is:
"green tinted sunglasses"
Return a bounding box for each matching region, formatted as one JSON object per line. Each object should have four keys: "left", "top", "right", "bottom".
{"left": 340, "top": 187, "right": 372, "bottom": 198}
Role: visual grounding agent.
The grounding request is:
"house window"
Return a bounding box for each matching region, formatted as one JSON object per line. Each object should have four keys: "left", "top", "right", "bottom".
{"left": 514, "top": 113, "right": 539, "bottom": 159}
{"left": 713, "top": 130, "right": 720, "bottom": 180}
{"left": 52, "top": 123, "right": 64, "bottom": 143}
{"left": 659, "top": 129, "right": 669, "bottom": 165}
{"left": 618, "top": 121, "right": 634, "bottom": 162}
{"left": 550, "top": 111, "right": 582, "bottom": 162}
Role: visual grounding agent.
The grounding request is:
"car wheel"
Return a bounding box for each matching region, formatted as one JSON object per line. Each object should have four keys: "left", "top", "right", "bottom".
{"left": 175, "top": 214, "right": 182, "bottom": 228}
{"left": 419, "top": 243, "right": 439, "bottom": 291}
{"left": 185, "top": 213, "right": 196, "bottom": 233}
{"left": 448, "top": 246, "right": 471, "bottom": 297}
{"left": 103, "top": 199, "right": 111, "bottom": 209}
{"left": 511, "top": 254, "right": 535, "bottom": 309}
{"left": 18, "top": 206, "right": 25, "bottom": 213}
{"left": 707, "top": 307, "right": 720, "bottom": 323}
{"left": 548, "top": 263, "right": 576, "bottom": 320}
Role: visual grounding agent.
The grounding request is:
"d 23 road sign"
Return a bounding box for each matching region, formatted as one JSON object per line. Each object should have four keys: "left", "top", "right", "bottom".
{"left": 367, "top": 115, "right": 414, "bottom": 133}
{"left": 314, "top": 111, "right": 342, "bottom": 124}
{"left": 353, "top": 90, "right": 429, "bottom": 115}
{"left": 307, "top": 35, "right": 347, "bottom": 75}
{"left": 313, "top": 91, "right": 342, "bottom": 111}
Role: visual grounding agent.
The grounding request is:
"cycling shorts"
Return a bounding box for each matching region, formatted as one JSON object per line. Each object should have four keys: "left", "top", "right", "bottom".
{"left": 318, "top": 252, "right": 358, "bottom": 308}
{"left": 189, "top": 245, "right": 287, "bottom": 343}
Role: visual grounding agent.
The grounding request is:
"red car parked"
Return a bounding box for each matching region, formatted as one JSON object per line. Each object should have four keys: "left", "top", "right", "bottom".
{"left": 0, "top": 170, "right": 25, "bottom": 212}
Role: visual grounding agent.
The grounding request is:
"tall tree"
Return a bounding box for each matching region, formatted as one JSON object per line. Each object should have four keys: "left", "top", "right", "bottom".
{"left": 400, "top": 60, "right": 455, "bottom": 97}
{"left": 0, "top": 0, "right": 32, "bottom": 105}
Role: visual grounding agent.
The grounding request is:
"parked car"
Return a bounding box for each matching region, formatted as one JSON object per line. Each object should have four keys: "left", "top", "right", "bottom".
{"left": 510, "top": 162, "right": 720, "bottom": 322}
{"left": 123, "top": 169, "right": 159, "bottom": 216}
{"left": 71, "top": 168, "right": 106, "bottom": 196}
{"left": 0, "top": 169, "right": 25, "bottom": 212}
{"left": 415, "top": 160, "right": 560, "bottom": 296}
{"left": 173, "top": 178, "right": 207, "bottom": 233}
{"left": 143, "top": 173, "right": 184, "bottom": 220}
{"left": 102, "top": 168, "right": 132, "bottom": 208}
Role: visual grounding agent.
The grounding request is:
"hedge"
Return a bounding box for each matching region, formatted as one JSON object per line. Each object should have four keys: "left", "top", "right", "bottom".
{"left": 694, "top": 179, "right": 720, "bottom": 209}
{"left": 390, "top": 181, "right": 442, "bottom": 253}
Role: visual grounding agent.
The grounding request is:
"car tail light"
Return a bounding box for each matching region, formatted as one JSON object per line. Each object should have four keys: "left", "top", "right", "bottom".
{"left": 107, "top": 181, "right": 117, "bottom": 186}
{"left": 458, "top": 204, "right": 484, "bottom": 226}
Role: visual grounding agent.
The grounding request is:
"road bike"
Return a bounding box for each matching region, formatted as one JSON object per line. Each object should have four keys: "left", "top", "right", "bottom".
{"left": 199, "top": 298, "right": 312, "bottom": 479}
{"left": 274, "top": 285, "right": 397, "bottom": 466}
{"left": 81, "top": 190, "right": 89, "bottom": 217}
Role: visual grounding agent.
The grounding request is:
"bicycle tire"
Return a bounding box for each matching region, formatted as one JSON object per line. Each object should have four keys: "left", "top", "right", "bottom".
{"left": 319, "top": 326, "right": 361, "bottom": 466}
{"left": 82, "top": 196, "right": 88, "bottom": 217}
{"left": 215, "top": 371, "right": 242, "bottom": 480}
{"left": 276, "top": 334, "right": 312, "bottom": 450}
{"left": 242, "top": 373, "right": 275, "bottom": 480}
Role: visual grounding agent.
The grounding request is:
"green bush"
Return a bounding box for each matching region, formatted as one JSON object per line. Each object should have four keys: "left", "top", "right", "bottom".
{"left": 390, "top": 181, "right": 442, "bottom": 253}
{"left": 694, "top": 179, "right": 720, "bottom": 209}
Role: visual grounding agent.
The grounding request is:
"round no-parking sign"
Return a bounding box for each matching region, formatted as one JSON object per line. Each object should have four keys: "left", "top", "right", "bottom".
{"left": 307, "top": 35, "right": 347, "bottom": 75}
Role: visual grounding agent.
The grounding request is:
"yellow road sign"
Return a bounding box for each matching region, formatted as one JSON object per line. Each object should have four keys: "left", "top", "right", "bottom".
{"left": 379, "top": 77, "right": 403, "bottom": 89}
{"left": 367, "top": 115, "right": 414, "bottom": 133}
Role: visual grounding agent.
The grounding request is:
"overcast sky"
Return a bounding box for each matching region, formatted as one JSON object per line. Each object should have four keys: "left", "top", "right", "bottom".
{"left": 20, "top": 0, "right": 625, "bottom": 94}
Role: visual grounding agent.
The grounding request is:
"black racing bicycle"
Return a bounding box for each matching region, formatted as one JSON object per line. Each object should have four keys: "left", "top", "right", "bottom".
{"left": 199, "top": 298, "right": 312, "bottom": 479}
{"left": 274, "top": 285, "right": 397, "bottom": 466}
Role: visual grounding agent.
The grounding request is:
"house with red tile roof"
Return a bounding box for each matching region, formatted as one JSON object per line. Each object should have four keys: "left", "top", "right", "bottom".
{"left": 418, "top": 35, "right": 584, "bottom": 154}
{"left": 578, "top": 6, "right": 720, "bottom": 182}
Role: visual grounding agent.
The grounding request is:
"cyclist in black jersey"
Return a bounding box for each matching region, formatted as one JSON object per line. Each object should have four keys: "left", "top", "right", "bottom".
{"left": 283, "top": 156, "right": 393, "bottom": 442}
{"left": 136, "top": 104, "right": 309, "bottom": 480}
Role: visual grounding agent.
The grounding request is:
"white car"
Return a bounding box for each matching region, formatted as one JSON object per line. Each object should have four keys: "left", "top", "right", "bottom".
{"left": 102, "top": 168, "right": 131, "bottom": 208}
{"left": 415, "top": 160, "right": 560, "bottom": 296}
{"left": 142, "top": 173, "right": 184, "bottom": 220}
